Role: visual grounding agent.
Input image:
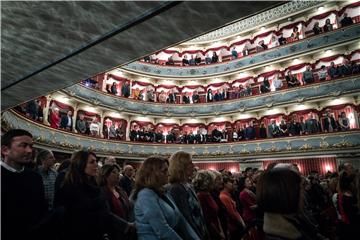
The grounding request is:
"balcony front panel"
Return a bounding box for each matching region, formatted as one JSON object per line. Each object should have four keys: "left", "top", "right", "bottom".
{"left": 3, "top": 110, "right": 360, "bottom": 159}
{"left": 121, "top": 24, "right": 360, "bottom": 78}
{"left": 64, "top": 76, "right": 360, "bottom": 117}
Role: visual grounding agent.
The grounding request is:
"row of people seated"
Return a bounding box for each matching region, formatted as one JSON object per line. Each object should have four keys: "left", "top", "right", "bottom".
{"left": 99, "top": 58, "right": 360, "bottom": 103}
{"left": 141, "top": 9, "right": 358, "bottom": 66}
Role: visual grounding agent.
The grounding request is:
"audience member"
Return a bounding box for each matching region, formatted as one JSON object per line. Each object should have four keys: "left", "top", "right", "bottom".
{"left": 36, "top": 149, "right": 57, "bottom": 211}
{"left": 59, "top": 110, "right": 73, "bottom": 131}
{"left": 273, "top": 76, "right": 283, "bottom": 90}
{"left": 146, "top": 89, "right": 155, "bottom": 102}
{"left": 158, "top": 90, "right": 167, "bottom": 103}
{"left": 318, "top": 65, "right": 328, "bottom": 81}
{"left": 194, "top": 170, "right": 226, "bottom": 240}
{"left": 205, "top": 53, "right": 212, "bottom": 64}
{"left": 207, "top": 89, "right": 213, "bottom": 102}
{"left": 302, "top": 66, "right": 315, "bottom": 84}
{"left": 323, "top": 111, "right": 337, "bottom": 132}
{"left": 1, "top": 129, "right": 48, "bottom": 240}
{"left": 338, "top": 111, "right": 350, "bottom": 131}
{"left": 242, "top": 45, "right": 249, "bottom": 56}
{"left": 323, "top": 18, "right": 333, "bottom": 32}
{"left": 313, "top": 22, "right": 322, "bottom": 35}
{"left": 90, "top": 118, "right": 100, "bottom": 137}
{"left": 26, "top": 99, "right": 41, "bottom": 120}
{"left": 192, "top": 91, "right": 200, "bottom": 103}
{"left": 168, "top": 89, "right": 177, "bottom": 103}
{"left": 111, "top": 82, "right": 118, "bottom": 95}
{"left": 182, "top": 55, "right": 189, "bottom": 66}
{"left": 278, "top": 34, "right": 287, "bottom": 45}
{"left": 291, "top": 26, "right": 300, "bottom": 41}
{"left": 167, "top": 151, "right": 208, "bottom": 240}
{"left": 211, "top": 52, "right": 219, "bottom": 63}
{"left": 268, "top": 119, "right": 280, "bottom": 138}
{"left": 76, "top": 114, "right": 87, "bottom": 134}
{"left": 231, "top": 47, "right": 238, "bottom": 59}
{"left": 220, "top": 175, "right": 246, "bottom": 239}
{"left": 260, "top": 77, "right": 271, "bottom": 93}
{"left": 119, "top": 165, "right": 135, "bottom": 196}
{"left": 285, "top": 71, "right": 300, "bottom": 87}
{"left": 328, "top": 61, "right": 340, "bottom": 79}
{"left": 98, "top": 164, "right": 136, "bottom": 239}
{"left": 340, "top": 13, "right": 354, "bottom": 27}
{"left": 122, "top": 81, "right": 131, "bottom": 98}
{"left": 133, "top": 157, "right": 200, "bottom": 239}
{"left": 54, "top": 151, "right": 130, "bottom": 240}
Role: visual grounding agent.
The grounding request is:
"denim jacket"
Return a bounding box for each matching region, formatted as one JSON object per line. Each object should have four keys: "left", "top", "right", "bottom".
{"left": 135, "top": 188, "right": 200, "bottom": 240}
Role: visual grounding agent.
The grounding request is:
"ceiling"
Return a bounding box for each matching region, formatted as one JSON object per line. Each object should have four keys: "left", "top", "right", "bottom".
{"left": 1, "top": 1, "right": 284, "bottom": 110}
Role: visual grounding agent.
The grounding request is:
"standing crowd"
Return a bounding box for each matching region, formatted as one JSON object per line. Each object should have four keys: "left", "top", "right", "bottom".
{"left": 2, "top": 129, "right": 360, "bottom": 240}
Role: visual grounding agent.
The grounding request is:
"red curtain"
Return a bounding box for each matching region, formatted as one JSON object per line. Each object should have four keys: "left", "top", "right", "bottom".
{"left": 262, "top": 157, "right": 337, "bottom": 175}
{"left": 207, "top": 122, "right": 231, "bottom": 132}
{"left": 108, "top": 74, "right": 127, "bottom": 82}
{"left": 77, "top": 110, "right": 100, "bottom": 118}
{"left": 260, "top": 114, "right": 286, "bottom": 126}
{"left": 155, "top": 123, "right": 180, "bottom": 134}
{"left": 194, "top": 162, "right": 240, "bottom": 173}
{"left": 181, "top": 124, "right": 206, "bottom": 134}
{"left": 130, "top": 121, "right": 154, "bottom": 130}
{"left": 339, "top": 2, "right": 360, "bottom": 16}
{"left": 278, "top": 21, "right": 306, "bottom": 32}
{"left": 321, "top": 104, "right": 357, "bottom": 128}
{"left": 289, "top": 109, "right": 319, "bottom": 122}
{"left": 231, "top": 77, "right": 253, "bottom": 86}
{"left": 306, "top": 11, "right": 338, "bottom": 25}
{"left": 207, "top": 82, "right": 230, "bottom": 89}
{"left": 132, "top": 81, "right": 155, "bottom": 87}
{"left": 230, "top": 39, "right": 251, "bottom": 48}
{"left": 251, "top": 30, "right": 276, "bottom": 43}
{"left": 233, "top": 118, "right": 257, "bottom": 128}
{"left": 50, "top": 100, "right": 74, "bottom": 112}
{"left": 285, "top": 63, "right": 309, "bottom": 72}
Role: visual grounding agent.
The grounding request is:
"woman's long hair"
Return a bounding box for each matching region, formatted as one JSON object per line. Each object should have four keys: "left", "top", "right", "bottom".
{"left": 168, "top": 151, "right": 192, "bottom": 184}
{"left": 132, "top": 156, "right": 169, "bottom": 200}
{"left": 63, "top": 150, "right": 97, "bottom": 186}
{"left": 98, "top": 164, "right": 121, "bottom": 187}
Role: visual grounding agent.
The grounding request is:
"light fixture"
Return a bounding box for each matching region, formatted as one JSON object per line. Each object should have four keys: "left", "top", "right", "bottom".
{"left": 318, "top": 6, "right": 324, "bottom": 12}
{"left": 325, "top": 49, "right": 332, "bottom": 54}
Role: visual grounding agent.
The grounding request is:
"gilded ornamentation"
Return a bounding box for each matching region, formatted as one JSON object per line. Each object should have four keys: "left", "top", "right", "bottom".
{"left": 286, "top": 141, "right": 292, "bottom": 151}
{"left": 255, "top": 144, "right": 262, "bottom": 153}
{"left": 299, "top": 144, "right": 313, "bottom": 150}
{"left": 186, "top": 1, "right": 321, "bottom": 43}
{"left": 333, "top": 140, "right": 354, "bottom": 148}
{"left": 320, "top": 140, "right": 330, "bottom": 149}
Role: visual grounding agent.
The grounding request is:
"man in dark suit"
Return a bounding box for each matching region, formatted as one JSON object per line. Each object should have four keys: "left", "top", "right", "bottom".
{"left": 121, "top": 81, "right": 131, "bottom": 98}
{"left": 212, "top": 128, "right": 223, "bottom": 142}
{"left": 119, "top": 165, "right": 135, "bottom": 196}
{"left": 267, "top": 119, "right": 280, "bottom": 138}
{"left": 59, "top": 110, "right": 73, "bottom": 131}
{"left": 245, "top": 122, "right": 256, "bottom": 140}
{"left": 183, "top": 93, "right": 190, "bottom": 104}
{"left": 192, "top": 91, "right": 200, "bottom": 103}
{"left": 168, "top": 90, "right": 177, "bottom": 103}
{"left": 305, "top": 114, "right": 319, "bottom": 134}
{"left": 323, "top": 111, "right": 337, "bottom": 132}
{"left": 195, "top": 130, "right": 205, "bottom": 144}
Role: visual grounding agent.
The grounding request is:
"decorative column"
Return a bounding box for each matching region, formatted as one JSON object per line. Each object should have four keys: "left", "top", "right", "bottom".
{"left": 43, "top": 95, "right": 52, "bottom": 126}
{"left": 100, "top": 110, "right": 105, "bottom": 138}
{"left": 129, "top": 79, "right": 133, "bottom": 97}
{"left": 102, "top": 73, "right": 108, "bottom": 92}
{"left": 125, "top": 116, "right": 132, "bottom": 141}
{"left": 72, "top": 104, "right": 79, "bottom": 132}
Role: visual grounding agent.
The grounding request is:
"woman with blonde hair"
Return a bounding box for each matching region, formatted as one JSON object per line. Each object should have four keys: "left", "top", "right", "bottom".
{"left": 133, "top": 156, "right": 199, "bottom": 240}
{"left": 167, "top": 151, "right": 208, "bottom": 239}
{"left": 193, "top": 170, "right": 226, "bottom": 240}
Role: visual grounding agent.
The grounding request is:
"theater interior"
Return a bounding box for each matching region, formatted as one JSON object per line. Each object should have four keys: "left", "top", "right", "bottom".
{"left": 2, "top": 1, "right": 360, "bottom": 240}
